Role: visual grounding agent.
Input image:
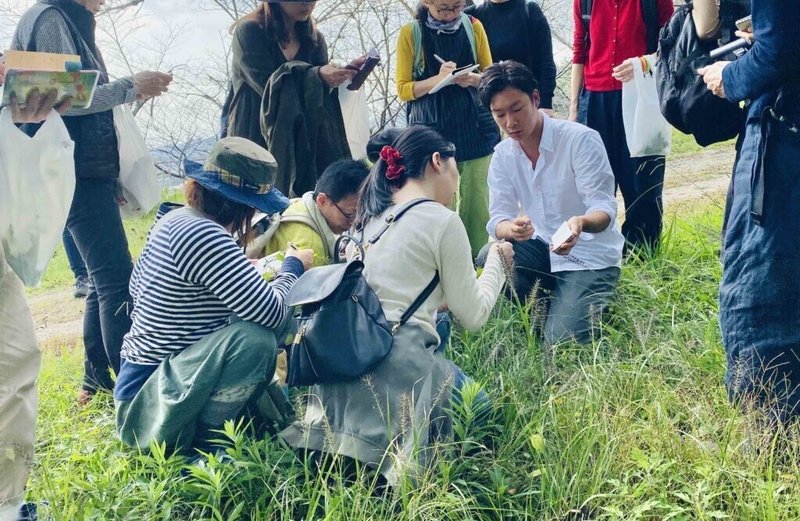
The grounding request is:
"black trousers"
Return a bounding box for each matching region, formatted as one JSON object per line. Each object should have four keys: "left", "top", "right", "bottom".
{"left": 66, "top": 178, "right": 134, "bottom": 392}
{"left": 579, "top": 88, "right": 665, "bottom": 249}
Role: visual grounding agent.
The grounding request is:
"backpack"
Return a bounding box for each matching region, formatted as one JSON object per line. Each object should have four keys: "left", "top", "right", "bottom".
{"left": 245, "top": 207, "right": 327, "bottom": 260}
{"left": 411, "top": 13, "right": 477, "bottom": 80}
{"left": 580, "top": 0, "right": 660, "bottom": 60}
{"left": 656, "top": 3, "right": 744, "bottom": 146}
{"left": 282, "top": 199, "right": 439, "bottom": 387}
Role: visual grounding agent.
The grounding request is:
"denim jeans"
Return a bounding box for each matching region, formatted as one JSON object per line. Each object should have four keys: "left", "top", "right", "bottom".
{"left": 720, "top": 111, "right": 800, "bottom": 425}
{"left": 479, "top": 240, "right": 619, "bottom": 346}
{"left": 66, "top": 178, "right": 133, "bottom": 392}
{"left": 63, "top": 227, "right": 88, "bottom": 280}
{"left": 579, "top": 89, "right": 665, "bottom": 249}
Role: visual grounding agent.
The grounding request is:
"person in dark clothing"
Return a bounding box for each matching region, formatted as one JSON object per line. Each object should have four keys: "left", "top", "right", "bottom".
{"left": 569, "top": 0, "right": 674, "bottom": 251}
{"left": 63, "top": 228, "right": 91, "bottom": 298}
{"left": 223, "top": 1, "right": 355, "bottom": 150}
{"left": 466, "top": 0, "right": 557, "bottom": 114}
{"left": 12, "top": 0, "right": 172, "bottom": 404}
{"left": 395, "top": 0, "right": 501, "bottom": 257}
{"left": 698, "top": 1, "right": 800, "bottom": 428}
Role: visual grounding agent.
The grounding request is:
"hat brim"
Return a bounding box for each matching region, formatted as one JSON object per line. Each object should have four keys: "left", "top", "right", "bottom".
{"left": 184, "top": 160, "right": 289, "bottom": 215}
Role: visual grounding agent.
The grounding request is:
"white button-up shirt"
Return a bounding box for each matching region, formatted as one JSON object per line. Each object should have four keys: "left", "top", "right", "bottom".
{"left": 486, "top": 112, "right": 624, "bottom": 273}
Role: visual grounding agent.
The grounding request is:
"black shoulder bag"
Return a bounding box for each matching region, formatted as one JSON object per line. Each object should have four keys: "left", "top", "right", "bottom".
{"left": 283, "top": 199, "right": 440, "bottom": 387}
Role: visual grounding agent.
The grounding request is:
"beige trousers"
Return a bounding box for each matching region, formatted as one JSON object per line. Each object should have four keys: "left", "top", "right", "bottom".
{"left": 0, "top": 241, "right": 40, "bottom": 518}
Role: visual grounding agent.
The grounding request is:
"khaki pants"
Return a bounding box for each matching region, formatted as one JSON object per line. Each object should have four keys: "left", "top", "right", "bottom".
{"left": 456, "top": 155, "right": 492, "bottom": 259}
{"left": 0, "top": 242, "right": 40, "bottom": 517}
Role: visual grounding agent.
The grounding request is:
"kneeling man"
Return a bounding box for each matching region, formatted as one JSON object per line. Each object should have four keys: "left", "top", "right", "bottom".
{"left": 479, "top": 61, "right": 624, "bottom": 345}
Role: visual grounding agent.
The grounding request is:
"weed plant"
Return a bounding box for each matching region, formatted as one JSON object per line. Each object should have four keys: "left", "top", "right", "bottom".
{"left": 27, "top": 203, "right": 800, "bottom": 520}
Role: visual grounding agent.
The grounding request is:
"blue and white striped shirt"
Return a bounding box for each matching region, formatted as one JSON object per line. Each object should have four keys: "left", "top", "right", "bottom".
{"left": 121, "top": 212, "right": 302, "bottom": 365}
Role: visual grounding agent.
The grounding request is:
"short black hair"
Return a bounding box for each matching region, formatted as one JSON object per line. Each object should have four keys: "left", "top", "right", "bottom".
{"left": 314, "top": 159, "right": 370, "bottom": 202}
{"left": 478, "top": 60, "right": 539, "bottom": 108}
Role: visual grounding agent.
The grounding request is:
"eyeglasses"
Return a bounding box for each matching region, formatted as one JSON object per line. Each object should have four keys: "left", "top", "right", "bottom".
{"left": 332, "top": 199, "right": 357, "bottom": 222}
{"left": 432, "top": 2, "right": 465, "bottom": 14}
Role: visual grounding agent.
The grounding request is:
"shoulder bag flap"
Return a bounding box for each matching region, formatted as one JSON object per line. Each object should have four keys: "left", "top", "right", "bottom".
{"left": 285, "top": 260, "right": 363, "bottom": 307}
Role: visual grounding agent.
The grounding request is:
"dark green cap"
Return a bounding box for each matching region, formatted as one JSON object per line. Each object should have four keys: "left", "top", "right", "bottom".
{"left": 204, "top": 136, "right": 277, "bottom": 194}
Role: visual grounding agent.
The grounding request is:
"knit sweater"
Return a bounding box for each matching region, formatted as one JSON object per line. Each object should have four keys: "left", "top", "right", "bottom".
{"left": 356, "top": 201, "right": 506, "bottom": 341}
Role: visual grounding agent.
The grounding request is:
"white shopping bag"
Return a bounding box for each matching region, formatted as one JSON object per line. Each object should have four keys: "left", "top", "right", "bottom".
{"left": 338, "top": 84, "right": 371, "bottom": 161}
{"left": 114, "top": 104, "right": 161, "bottom": 219}
{"left": 0, "top": 108, "right": 76, "bottom": 286}
{"left": 622, "top": 58, "right": 672, "bottom": 157}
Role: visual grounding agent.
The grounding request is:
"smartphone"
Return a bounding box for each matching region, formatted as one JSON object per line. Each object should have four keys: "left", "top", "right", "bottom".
{"left": 735, "top": 15, "right": 752, "bottom": 32}
{"left": 347, "top": 48, "right": 380, "bottom": 91}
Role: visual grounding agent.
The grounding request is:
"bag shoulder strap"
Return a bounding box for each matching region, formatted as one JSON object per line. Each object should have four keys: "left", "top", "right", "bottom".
{"left": 462, "top": 13, "right": 478, "bottom": 65}
{"left": 580, "top": 0, "right": 593, "bottom": 62}
{"left": 641, "top": 0, "right": 660, "bottom": 54}
{"left": 367, "top": 198, "right": 434, "bottom": 246}
{"left": 396, "top": 271, "right": 440, "bottom": 331}
{"left": 412, "top": 14, "right": 478, "bottom": 80}
{"left": 280, "top": 212, "right": 324, "bottom": 236}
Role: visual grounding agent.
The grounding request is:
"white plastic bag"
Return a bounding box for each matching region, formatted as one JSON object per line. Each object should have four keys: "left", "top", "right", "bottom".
{"left": 338, "top": 84, "right": 371, "bottom": 161}
{"left": 0, "top": 108, "right": 76, "bottom": 286}
{"left": 622, "top": 58, "right": 672, "bottom": 157}
{"left": 114, "top": 104, "right": 161, "bottom": 219}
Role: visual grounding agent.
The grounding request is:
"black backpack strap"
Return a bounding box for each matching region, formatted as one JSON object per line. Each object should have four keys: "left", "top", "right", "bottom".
{"left": 367, "top": 198, "right": 434, "bottom": 246}
{"left": 642, "top": 0, "right": 660, "bottom": 54}
{"left": 395, "top": 271, "right": 441, "bottom": 333}
{"left": 580, "top": 0, "right": 592, "bottom": 62}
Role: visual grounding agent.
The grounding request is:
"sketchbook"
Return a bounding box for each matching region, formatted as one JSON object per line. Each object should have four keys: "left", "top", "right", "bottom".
{"left": 428, "top": 63, "right": 480, "bottom": 95}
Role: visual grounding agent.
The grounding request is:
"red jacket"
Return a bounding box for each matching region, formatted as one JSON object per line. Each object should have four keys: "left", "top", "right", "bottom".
{"left": 573, "top": 0, "right": 673, "bottom": 91}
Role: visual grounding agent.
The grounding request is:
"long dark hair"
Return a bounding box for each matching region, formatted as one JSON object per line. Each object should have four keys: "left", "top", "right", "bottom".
{"left": 357, "top": 126, "right": 456, "bottom": 225}
{"left": 184, "top": 180, "right": 255, "bottom": 245}
{"left": 231, "top": 2, "right": 318, "bottom": 49}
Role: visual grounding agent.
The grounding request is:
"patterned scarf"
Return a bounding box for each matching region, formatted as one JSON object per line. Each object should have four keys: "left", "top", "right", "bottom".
{"left": 425, "top": 12, "right": 463, "bottom": 35}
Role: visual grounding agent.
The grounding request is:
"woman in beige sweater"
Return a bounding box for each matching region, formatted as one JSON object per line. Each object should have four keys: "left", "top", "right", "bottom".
{"left": 281, "top": 126, "right": 513, "bottom": 486}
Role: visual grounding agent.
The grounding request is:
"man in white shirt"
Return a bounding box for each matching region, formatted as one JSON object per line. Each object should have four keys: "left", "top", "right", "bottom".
{"left": 478, "top": 60, "right": 624, "bottom": 345}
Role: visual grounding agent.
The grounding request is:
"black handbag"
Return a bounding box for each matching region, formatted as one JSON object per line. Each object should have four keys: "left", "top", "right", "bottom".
{"left": 284, "top": 199, "right": 440, "bottom": 387}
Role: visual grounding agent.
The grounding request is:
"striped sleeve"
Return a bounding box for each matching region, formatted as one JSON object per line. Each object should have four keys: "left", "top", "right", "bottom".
{"left": 169, "top": 218, "right": 296, "bottom": 329}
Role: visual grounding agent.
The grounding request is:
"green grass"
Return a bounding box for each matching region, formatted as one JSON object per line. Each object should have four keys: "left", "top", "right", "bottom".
{"left": 30, "top": 189, "right": 183, "bottom": 295}
{"left": 27, "top": 201, "right": 800, "bottom": 520}
{"left": 669, "top": 129, "right": 734, "bottom": 158}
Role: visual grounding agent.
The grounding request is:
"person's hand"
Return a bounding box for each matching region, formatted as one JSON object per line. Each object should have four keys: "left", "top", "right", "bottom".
{"left": 735, "top": 29, "right": 755, "bottom": 43}
{"left": 133, "top": 71, "right": 173, "bottom": 101}
{"left": 454, "top": 72, "right": 480, "bottom": 88}
{"left": 286, "top": 245, "right": 314, "bottom": 271}
{"left": 568, "top": 103, "right": 579, "bottom": 122}
{"left": 697, "top": 61, "right": 730, "bottom": 99}
{"left": 612, "top": 59, "right": 635, "bottom": 83}
{"left": 436, "top": 61, "right": 457, "bottom": 81}
{"left": 10, "top": 88, "right": 72, "bottom": 124}
{"left": 508, "top": 216, "right": 534, "bottom": 241}
{"left": 346, "top": 53, "right": 368, "bottom": 71}
{"left": 319, "top": 64, "right": 356, "bottom": 88}
{"left": 552, "top": 216, "right": 582, "bottom": 256}
{"left": 494, "top": 240, "right": 515, "bottom": 263}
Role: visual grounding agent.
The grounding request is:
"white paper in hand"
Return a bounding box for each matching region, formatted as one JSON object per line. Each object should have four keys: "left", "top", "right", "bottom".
{"left": 429, "top": 63, "right": 480, "bottom": 95}
{"left": 550, "top": 221, "right": 574, "bottom": 249}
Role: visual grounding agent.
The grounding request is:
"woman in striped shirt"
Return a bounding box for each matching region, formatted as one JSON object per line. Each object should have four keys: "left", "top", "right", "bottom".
{"left": 114, "top": 137, "right": 313, "bottom": 454}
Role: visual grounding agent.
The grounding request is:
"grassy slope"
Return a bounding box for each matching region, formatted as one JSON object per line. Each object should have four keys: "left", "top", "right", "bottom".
{"left": 29, "top": 198, "right": 800, "bottom": 520}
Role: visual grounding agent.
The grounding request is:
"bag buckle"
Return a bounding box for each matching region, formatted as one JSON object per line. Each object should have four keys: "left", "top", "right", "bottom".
{"left": 391, "top": 323, "right": 400, "bottom": 335}
{"left": 769, "top": 108, "right": 800, "bottom": 134}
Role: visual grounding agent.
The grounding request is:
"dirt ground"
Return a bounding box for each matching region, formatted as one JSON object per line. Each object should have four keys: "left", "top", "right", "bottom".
{"left": 28, "top": 146, "right": 736, "bottom": 348}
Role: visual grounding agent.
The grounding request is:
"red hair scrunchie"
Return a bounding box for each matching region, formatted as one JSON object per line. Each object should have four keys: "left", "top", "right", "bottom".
{"left": 379, "top": 145, "right": 406, "bottom": 181}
